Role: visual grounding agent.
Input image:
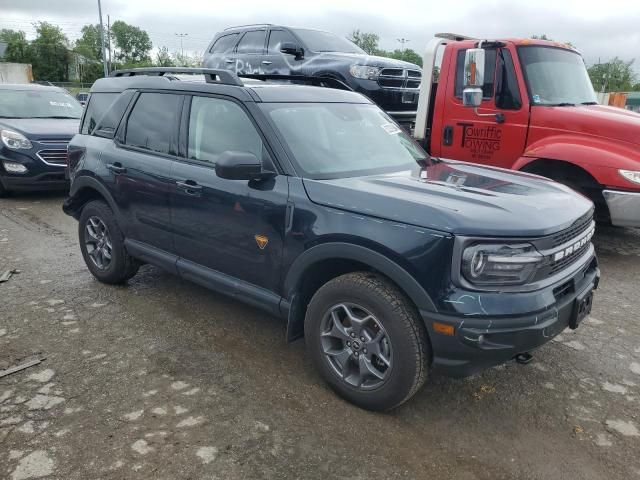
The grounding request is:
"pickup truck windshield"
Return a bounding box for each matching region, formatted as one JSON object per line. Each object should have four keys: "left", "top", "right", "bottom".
{"left": 262, "top": 103, "right": 425, "bottom": 179}
{"left": 518, "top": 46, "right": 597, "bottom": 106}
{"left": 0, "top": 89, "right": 83, "bottom": 119}
{"left": 291, "top": 29, "right": 365, "bottom": 54}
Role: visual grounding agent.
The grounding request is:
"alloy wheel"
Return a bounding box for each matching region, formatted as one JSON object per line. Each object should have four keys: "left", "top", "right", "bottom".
{"left": 85, "top": 216, "right": 112, "bottom": 270}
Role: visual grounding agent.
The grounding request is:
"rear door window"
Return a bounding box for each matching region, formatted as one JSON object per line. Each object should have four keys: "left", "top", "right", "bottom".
{"left": 124, "top": 92, "right": 182, "bottom": 156}
{"left": 81, "top": 93, "right": 118, "bottom": 134}
{"left": 210, "top": 33, "right": 239, "bottom": 53}
{"left": 267, "top": 30, "right": 297, "bottom": 53}
{"left": 236, "top": 30, "right": 267, "bottom": 54}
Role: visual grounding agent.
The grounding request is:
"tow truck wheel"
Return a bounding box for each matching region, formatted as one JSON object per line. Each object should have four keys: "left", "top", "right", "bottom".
{"left": 305, "top": 272, "right": 430, "bottom": 411}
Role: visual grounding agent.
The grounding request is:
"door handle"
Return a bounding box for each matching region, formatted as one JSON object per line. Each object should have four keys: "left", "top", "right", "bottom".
{"left": 261, "top": 60, "right": 273, "bottom": 65}
{"left": 106, "top": 163, "right": 126, "bottom": 174}
{"left": 442, "top": 126, "right": 454, "bottom": 146}
{"left": 176, "top": 180, "right": 203, "bottom": 195}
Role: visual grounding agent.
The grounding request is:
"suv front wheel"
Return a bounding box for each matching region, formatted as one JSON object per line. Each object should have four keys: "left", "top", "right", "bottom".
{"left": 305, "top": 272, "right": 430, "bottom": 411}
{"left": 78, "top": 200, "right": 139, "bottom": 284}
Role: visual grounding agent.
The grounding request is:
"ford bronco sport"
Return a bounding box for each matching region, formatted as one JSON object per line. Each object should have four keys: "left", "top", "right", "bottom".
{"left": 64, "top": 68, "right": 599, "bottom": 411}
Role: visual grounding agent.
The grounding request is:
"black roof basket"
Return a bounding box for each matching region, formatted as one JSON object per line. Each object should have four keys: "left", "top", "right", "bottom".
{"left": 109, "top": 67, "right": 243, "bottom": 86}
{"left": 237, "top": 74, "right": 353, "bottom": 91}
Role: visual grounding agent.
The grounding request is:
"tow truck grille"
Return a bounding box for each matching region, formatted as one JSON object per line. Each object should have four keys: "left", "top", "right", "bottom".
{"left": 378, "top": 69, "right": 421, "bottom": 89}
{"left": 37, "top": 148, "right": 68, "bottom": 166}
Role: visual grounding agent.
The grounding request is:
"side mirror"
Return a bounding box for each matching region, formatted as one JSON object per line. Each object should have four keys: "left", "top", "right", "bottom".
{"left": 462, "top": 48, "right": 485, "bottom": 108}
{"left": 215, "top": 151, "right": 266, "bottom": 181}
{"left": 280, "top": 42, "right": 304, "bottom": 59}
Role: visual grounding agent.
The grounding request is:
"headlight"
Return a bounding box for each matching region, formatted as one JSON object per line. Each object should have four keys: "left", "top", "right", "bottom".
{"left": 349, "top": 65, "right": 382, "bottom": 80}
{"left": 461, "top": 243, "right": 542, "bottom": 286}
{"left": 1, "top": 129, "right": 32, "bottom": 150}
{"left": 619, "top": 169, "right": 640, "bottom": 185}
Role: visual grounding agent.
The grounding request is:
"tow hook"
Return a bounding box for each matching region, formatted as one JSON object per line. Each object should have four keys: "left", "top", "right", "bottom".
{"left": 514, "top": 352, "right": 533, "bottom": 365}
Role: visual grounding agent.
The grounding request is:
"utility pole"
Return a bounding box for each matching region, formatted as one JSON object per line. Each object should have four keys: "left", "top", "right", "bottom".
{"left": 97, "top": 0, "right": 108, "bottom": 77}
{"left": 397, "top": 38, "right": 409, "bottom": 60}
{"left": 107, "top": 14, "right": 112, "bottom": 72}
{"left": 175, "top": 33, "right": 188, "bottom": 64}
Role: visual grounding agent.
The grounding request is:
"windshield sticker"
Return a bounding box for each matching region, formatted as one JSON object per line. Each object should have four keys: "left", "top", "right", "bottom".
{"left": 49, "top": 101, "right": 74, "bottom": 108}
{"left": 532, "top": 94, "right": 541, "bottom": 104}
{"left": 381, "top": 123, "right": 401, "bottom": 135}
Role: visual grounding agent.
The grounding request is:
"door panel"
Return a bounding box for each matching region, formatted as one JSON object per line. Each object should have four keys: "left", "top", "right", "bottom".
{"left": 439, "top": 46, "right": 530, "bottom": 170}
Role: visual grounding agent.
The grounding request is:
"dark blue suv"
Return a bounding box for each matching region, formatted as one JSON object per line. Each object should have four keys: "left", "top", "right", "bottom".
{"left": 64, "top": 68, "right": 599, "bottom": 410}
{"left": 0, "top": 84, "right": 82, "bottom": 196}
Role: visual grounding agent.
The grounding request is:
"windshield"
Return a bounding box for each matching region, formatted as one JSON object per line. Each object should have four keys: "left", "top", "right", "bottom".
{"left": 0, "top": 89, "right": 84, "bottom": 119}
{"left": 518, "top": 46, "right": 597, "bottom": 106}
{"left": 262, "top": 103, "right": 425, "bottom": 179}
{"left": 291, "top": 29, "right": 365, "bottom": 54}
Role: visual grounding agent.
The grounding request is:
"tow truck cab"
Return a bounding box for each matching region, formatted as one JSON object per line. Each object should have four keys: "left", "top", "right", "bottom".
{"left": 414, "top": 34, "right": 640, "bottom": 228}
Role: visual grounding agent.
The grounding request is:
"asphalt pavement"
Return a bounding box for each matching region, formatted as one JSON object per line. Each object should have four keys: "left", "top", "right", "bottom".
{"left": 1, "top": 192, "right": 639, "bottom": 480}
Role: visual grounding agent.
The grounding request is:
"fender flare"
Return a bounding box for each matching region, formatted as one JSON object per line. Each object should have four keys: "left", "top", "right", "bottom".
{"left": 65, "top": 176, "right": 121, "bottom": 220}
{"left": 283, "top": 242, "right": 437, "bottom": 312}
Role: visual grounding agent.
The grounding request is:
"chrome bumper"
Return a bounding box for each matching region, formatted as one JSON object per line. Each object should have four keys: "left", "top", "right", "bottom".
{"left": 603, "top": 190, "right": 640, "bottom": 227}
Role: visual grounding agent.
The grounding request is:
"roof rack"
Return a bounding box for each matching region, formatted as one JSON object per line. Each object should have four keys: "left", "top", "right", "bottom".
{"left": 435, "top": 33, "right": 477, "bottom": 41}
{"left": 223, "top": 24, "right": 273, "bottom": 31}
{"left": 109, "top": 67, "right": 243, "bottom": 87}
{"left": 237, "top": 74, "right": 352, "bottom": 91}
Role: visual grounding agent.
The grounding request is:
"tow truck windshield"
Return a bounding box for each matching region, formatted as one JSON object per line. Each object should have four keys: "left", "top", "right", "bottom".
{"left": 518, "top": 46, "right": 597, "bottom": 106}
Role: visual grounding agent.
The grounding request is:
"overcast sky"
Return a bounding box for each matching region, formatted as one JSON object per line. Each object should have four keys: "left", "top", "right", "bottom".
{"left": 2, "top": 0, "right": 639, "bottom": 71}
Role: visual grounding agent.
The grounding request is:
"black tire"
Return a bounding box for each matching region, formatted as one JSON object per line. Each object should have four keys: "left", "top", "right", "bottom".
{"left": 305, "top": 272, "right": 430, "bottom": 411}
{"left": 78, "top": 200, "right": 139, "bottom": 284}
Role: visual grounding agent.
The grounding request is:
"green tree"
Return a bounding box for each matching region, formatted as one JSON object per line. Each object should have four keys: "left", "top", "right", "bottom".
{"left": 30, "top": 22, "right": 70, "bottom": 81}
{"left": 0, "top": 29, "right": 32, "bottom": 63}
{"left": 110, "top": 20, "right": 152, "bottom": 64}
{"left": 172, "top": 50, "right": 202, "bottom": 67}
{"left": 588, "top": 58, "right": 637, "bottom": 92}
{"left": 74, "top": 24, "right": 104, "bottom": 60}
{"left": 155, "top": 46, "right": 174, "bottom": 67}
{"left": 386, "top": 48, "right": 423, "bottom": 67}
{"left": 348, "top": 30, "right": 380, "bottom": 55}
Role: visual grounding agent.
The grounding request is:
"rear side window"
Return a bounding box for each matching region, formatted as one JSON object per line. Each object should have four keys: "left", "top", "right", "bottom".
{"left": 93, "top": 90, "right": 135, "bottom": 138}
{"left": 81, "top": 93, "right": 118, "bottom": 134}
{"left": 210, "top": 33, "right": 239, "bottom": 54}
{"left": 268, "top": 30, "right": 297, "bottom": 53}
{"left": 125, "top": 93, "right": 181, "bottom": 155}
{"left": 236, "top": 30, "right": 266, "bottom": 54}
{"left": 454, "top": 48, "right": 497, "bottom": 99}
{"left": 187, "top": 96, "right": 263, "bottom": 164}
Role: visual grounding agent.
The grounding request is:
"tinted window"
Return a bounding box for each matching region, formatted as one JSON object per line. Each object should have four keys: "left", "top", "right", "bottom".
{"left": 93, "top": 90, "right": 135, "bottom": 138}
{"left": 188, "top": 96, "right": 263, "bottom": 164}
{"left": 454, "top": 49, "right": 497, "bottom": 98}
{"left": 236, "top": 30, "right": 266, "bottom": 54}
{"left": 125, "top": 93, "right": 181, "bottom": 155}
{"left": 290, "top": 28, "right": 364, "bottom": 54}
{"left": 268, "top": 30, "right": 297, "bottom": 53}
{"left": 495, "top": 49, "right": 522, "bottom": 110}
{"left": 210, "top": 33, "right": 239, "bottom": 54}
{"left": 81, "top": 93, "right": 118, "bottom": 134}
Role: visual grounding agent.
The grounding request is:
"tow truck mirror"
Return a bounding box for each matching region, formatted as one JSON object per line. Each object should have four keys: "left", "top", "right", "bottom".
{"left": 462, "top": 48, "right": 485, "bottom": 108}
{"left": 280, "top": 42, "right": 304, "bottom": 60}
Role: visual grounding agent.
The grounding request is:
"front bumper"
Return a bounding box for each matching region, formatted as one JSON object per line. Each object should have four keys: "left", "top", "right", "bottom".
{"left": 603, "top": 189, "right": 640, "bottom": 228}
{"left": 421, "top": 254, "right": 600, "bottom": 378}
{"left": 0, "top": 149, "right": 68, "bottom": 192}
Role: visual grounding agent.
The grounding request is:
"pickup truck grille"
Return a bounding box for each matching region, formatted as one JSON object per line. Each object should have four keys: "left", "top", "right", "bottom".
{"left": 36, "top": 148, "right": 68, "bottom": 166}
{"left": 378, "top": 69, "right": 421, "bottom": 89}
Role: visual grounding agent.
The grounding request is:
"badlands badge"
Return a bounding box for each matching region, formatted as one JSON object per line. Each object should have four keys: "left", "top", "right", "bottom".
{"left": 254, "top": 234, "right": 269, "bottom": 250}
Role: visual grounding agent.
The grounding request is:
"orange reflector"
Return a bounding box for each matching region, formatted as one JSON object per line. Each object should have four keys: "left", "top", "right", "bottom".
{"left": 433, "top": 322, "right": 455, "bottom": 336}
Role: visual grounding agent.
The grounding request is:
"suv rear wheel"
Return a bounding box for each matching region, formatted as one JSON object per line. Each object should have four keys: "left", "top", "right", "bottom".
{"left": 78, "top": 200, "right": 139, "bottom": 284}
{"left": 305, "top": 272, "right": 430, "bottom": 411}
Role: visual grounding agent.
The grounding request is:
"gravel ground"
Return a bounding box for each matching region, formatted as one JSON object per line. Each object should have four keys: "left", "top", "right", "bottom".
{"left": 1, "top": 192, "right": 639, "bottom": 480}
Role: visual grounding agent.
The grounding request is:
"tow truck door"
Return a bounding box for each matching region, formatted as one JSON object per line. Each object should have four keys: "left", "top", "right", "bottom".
{"left": 437, "top": 45, "right": 530, "bottom": 169}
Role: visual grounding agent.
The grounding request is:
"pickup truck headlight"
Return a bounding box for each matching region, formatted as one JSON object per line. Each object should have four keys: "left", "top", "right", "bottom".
{"left": 461, "top": 243, "right": 542, "bottom": 286}
{"left": 1, "top": 129, "right": 32, "bottom": 150}
{"left": 619, "top": 169, "right": 640, "bottom": 185}
{"left": 349, "top": 65, "right": 382, "bottom": 80}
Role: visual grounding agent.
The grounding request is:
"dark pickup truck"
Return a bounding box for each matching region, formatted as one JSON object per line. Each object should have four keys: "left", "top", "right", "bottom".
{"left": 203, "top": 25, "right": 422, "bottom": 129}
{"left": 64, "top": 68, "right": 599, "bottom": 411}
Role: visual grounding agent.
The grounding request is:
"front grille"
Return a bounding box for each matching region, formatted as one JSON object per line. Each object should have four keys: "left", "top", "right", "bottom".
{"left": 548, "top": 241, "right": 591, "bottom": 275}
{"left": 37, "top": 139, "right": 70, "bottom": 145}
{"left": 551, "top": 211, "right": 593, "bottom": 248}
{"left": 377, "top": 68, "right": 422, "bottom": 89}
{"left": 36, "top": 148, "right": 67, "bottom": 166}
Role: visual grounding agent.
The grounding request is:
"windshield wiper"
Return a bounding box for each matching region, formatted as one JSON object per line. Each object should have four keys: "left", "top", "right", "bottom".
{"left": 580, "top": 101, "right": 598, "bottom": 105}
{"left": 29, "top": 116, "right": 80, "bottom": 119}
{"left": 549, "top": 102, "right": 576, "bottom": 107}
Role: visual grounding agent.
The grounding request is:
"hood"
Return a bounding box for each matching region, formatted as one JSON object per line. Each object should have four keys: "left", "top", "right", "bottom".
{"left": 0, "top": 118, "right": 80, "bottom": 139}
{"left": 314, "top": 51, "right": 420, "bottom": 70}
{"left": 530, "top": 104, "right": 640, "bottom": 148}
{"left": 303, "top": 161, "right": 593, "bottom": 237}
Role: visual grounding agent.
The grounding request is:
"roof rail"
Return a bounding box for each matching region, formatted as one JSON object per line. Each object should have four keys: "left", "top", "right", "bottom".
{"left": 109, "top": 67, "right": 243, "bottom": 86}
{"left": 237, "top": 74, "right": 353, "bottom": 91}
{"left": 435, "top": 33, "right": 477, "bottom": 41}
{"left": 223, "top": 23, "right": 273, "bottom": 31}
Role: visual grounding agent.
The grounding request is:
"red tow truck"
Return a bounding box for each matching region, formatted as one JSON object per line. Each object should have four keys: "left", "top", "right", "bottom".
{"left": 414, "top": 33, "right": 640, "bottom": 228}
